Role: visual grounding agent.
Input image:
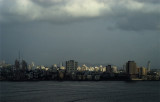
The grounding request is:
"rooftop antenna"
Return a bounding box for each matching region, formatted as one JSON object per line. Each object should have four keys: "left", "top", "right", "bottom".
{"left": 18, "top": 50, "right": 20, "bottom": 61}
{"left": 22, "top": 52, "right": 23, "bottom": 60}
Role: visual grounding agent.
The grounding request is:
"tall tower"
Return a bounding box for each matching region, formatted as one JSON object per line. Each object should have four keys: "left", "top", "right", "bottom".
{"left": 147, "top": 61, "right": 151, "bottom": 72}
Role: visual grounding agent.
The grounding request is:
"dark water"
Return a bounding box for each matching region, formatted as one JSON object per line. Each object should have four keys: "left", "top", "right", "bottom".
{"left": 0, "top": 81, "right": 160, "bottom": 102}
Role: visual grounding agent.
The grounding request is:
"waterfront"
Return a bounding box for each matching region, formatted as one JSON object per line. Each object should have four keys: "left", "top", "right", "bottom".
{"left": 0, "top": 81, "right": 160, "bottom": 102}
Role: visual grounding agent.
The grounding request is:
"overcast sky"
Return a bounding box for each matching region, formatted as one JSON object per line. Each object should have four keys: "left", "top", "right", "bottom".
{"left": 0, "top": 0, "right": 160, "bottom": 68}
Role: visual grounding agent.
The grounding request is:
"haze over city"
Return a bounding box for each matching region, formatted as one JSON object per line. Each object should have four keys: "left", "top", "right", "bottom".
{"left": 0, "top": 0, "right": 160, "bottom": 68}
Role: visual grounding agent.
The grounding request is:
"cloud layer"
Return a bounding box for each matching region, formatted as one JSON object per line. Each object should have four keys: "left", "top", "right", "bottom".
{"left": 0, "top": 0, "right": 160, "bottom": 30}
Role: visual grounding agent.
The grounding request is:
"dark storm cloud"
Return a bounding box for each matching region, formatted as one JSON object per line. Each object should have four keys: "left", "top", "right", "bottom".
{"left": 102, "top": 0, "right": 160, "bottom": 31}
{"left": 31, "top": 0, "right": 67, "bottom": 7}
{"left": 0, "top": 0, "right": 160, "bottom": 31}
{"left": 135, "top": 0, "right": 160, "bottom": 4}
{"left": 111, "top": 10, "right": 160, "bottom": 31}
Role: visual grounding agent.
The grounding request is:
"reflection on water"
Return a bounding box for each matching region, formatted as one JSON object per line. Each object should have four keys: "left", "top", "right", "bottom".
{"left": 0, "top": 81, "right": 160, "bottom": 102}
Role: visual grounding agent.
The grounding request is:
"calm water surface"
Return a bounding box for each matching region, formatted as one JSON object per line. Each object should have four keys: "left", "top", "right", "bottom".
{"left": 0, "top": 81, "right": 160, "bottom": 102}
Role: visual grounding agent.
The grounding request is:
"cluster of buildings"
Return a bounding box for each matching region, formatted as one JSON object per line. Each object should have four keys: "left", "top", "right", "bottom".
{"left": 0, "top": 60, "right": 160, "bottom": 81}
{"left": 126, "top": 61, "right": 159, "bottom": 80}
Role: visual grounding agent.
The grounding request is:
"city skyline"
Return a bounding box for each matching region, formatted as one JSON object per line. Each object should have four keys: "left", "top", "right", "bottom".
{"left": 1, "top": 59, "right": 159, "bottom": 81}
{"left": 0, "top": 50, "right": 158, "bottom": 69}
{"left": 0, "top": 58, "right": 154, "bottom": 70}
{"left": 1, "top": 0, "right": 160, "bottom": 68}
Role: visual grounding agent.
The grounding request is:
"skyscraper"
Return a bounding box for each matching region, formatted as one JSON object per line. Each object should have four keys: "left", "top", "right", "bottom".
{"left": 126, "top": 61, "right": 138, "bottom": 75}
{"left": 66, "top": 60, "right": 78, "bottom": 73}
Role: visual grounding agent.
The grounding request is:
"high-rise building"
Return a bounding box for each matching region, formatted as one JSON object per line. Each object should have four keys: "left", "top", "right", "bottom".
{"left": 66, "top": 60, "right": 78, "bottom": 73}
{"left": 126, "top": 61, "right": 138, "bottom": 75}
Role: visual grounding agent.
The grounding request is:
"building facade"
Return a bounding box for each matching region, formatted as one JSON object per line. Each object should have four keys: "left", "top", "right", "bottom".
{"left": 126, "top": 61, "right": 138, "bottom": 75}
{"left": 66, "top": 60, "right": 78, "bottom": 73}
